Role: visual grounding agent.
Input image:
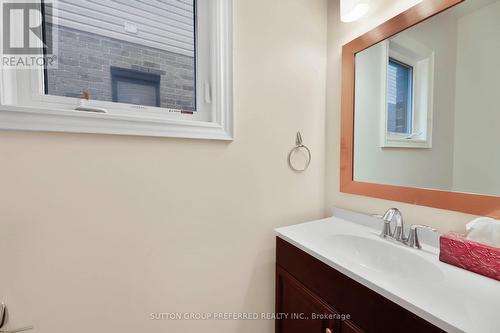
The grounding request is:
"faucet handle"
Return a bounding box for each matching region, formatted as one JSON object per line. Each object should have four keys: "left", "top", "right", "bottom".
{"left": 380, "top": 219, "right": 392, "bottom": 238}
{"left": 380, "top": 220, "right": 392, "bottom": 238}
{"left": 372, "top": 213, "right": 391, "bottom": 238}
{"left": 406, "top": 225, "right": 437, "bottom": 249}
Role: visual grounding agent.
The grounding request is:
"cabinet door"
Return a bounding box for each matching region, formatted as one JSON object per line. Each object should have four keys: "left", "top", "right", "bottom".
{"left": 276, "top": 266, "right": 338, "bottom": 333}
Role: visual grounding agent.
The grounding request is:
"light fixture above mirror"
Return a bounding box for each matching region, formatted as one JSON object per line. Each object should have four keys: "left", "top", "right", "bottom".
{"left": 341, "top": 0, "right": 370, "bottom": 22}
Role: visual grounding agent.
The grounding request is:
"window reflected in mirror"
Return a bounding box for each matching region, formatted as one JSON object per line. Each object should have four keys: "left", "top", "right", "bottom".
{"left": 387, "top": 58, "right": 413, "bottom": 136}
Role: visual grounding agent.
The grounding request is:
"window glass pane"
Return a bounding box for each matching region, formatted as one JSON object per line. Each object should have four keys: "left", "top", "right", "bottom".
{"left": 387, "top": 59, "right": 412, "bottom": 134}
{"left": 44, "top": 0, "right": 196, "bottom": 111}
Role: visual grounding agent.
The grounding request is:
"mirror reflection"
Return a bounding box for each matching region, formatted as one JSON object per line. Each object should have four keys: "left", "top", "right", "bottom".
{"left": 353, "top": 0, "right": 500, "bottom": 196}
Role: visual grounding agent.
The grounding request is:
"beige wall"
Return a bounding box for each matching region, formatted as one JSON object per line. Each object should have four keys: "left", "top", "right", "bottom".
{"left": 452, "top": 0, "right": 500, "bottom": 196}
{"left": 0, "top": 0, "right": 327, "bottom": 332}
{"left": 325, "top": 0, "right": 476, "bottom": 232}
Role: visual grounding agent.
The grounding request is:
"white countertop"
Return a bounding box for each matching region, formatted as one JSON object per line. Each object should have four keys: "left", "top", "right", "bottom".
{"left": 275, "top": 208, "right": 500, "bottom": 333}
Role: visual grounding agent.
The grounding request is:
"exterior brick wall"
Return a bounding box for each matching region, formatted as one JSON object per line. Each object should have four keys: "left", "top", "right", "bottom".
{"left": 46, "top": 24, "right": 195, "bottom": 111}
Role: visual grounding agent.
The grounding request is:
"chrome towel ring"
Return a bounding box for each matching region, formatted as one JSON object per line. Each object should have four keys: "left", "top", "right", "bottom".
{"left": 288, "top": 132, "right": 311, "bottom": 172}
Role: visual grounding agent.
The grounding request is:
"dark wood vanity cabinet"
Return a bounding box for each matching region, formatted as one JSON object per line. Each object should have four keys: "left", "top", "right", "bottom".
{"left": 275, "top": 237, "right": 445, "bottom": 333}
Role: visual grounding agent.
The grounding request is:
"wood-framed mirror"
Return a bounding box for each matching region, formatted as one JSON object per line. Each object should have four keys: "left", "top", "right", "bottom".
{"left": 340, "top": 0, "right": 500, "bottom": 218}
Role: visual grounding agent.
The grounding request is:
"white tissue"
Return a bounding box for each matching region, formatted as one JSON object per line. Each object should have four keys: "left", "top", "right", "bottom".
{"left": 465, "top": 217, "right": 500, "bottom": 248}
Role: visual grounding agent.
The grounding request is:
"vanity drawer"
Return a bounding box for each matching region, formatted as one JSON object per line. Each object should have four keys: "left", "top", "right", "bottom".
{"left": 276, "top": 237, "right": 444, "bottom": 333}
{"left": 276, "top": 266, "right": 337, "bottom": 333}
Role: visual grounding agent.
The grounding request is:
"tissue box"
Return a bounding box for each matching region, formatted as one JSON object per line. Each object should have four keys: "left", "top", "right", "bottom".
{"left": 439, "top": 233, "right": 500, "bottom": 281}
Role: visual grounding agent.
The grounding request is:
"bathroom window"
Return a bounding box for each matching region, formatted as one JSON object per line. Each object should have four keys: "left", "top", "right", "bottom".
{"left": 381, "top": 36, "right": 434, "bottom": 148}
{"left": 0, "top": 0, "right": 233, "bottom": 140}
{"left": 387, "top": 59, "right": 413, "bottom": 136}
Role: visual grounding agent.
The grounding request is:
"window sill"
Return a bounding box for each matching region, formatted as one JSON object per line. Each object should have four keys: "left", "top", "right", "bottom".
{"left": 381, "top": 137, "right": 431, "bottom": 149}
{"left": 0, "top": 105, "right": 233, "bottom": 140}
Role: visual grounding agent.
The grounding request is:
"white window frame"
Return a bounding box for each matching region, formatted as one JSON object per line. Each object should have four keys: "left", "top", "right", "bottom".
{"left": 380, "top": 36, "right": 434, "bottom": 148}
{"left": 0, "top": 0, "right": 233, "bottom": 140}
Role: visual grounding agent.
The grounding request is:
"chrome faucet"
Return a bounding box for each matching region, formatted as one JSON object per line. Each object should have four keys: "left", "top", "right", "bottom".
{"left": 378, "top": 208, "right": 436, "bottom": 249}
{"left": 381, "top": 208, "right": 405, "bottom": 241}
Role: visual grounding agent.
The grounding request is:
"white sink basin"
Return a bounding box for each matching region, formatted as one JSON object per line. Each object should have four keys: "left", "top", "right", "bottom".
{"left": 325, "top": 234, "right": 444, "bottom": 283}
